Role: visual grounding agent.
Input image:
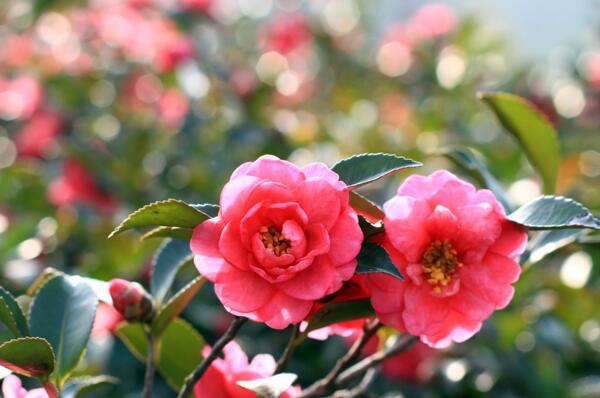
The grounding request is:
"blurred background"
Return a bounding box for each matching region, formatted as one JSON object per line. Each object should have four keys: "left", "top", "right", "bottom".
{"left": 1, "top": 0, "right": 600, "bottom": 396}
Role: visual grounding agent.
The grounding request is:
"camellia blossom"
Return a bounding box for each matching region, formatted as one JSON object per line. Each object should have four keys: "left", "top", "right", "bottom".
{"left": 194, "top": 341, "right": 301, "bottom": 398}
{"left": 191, "top": 155, "right": 362, "bottom": 329}
{"left": 363, "top": 170, "right": 527, "bottom": 348}
{"left": 108, "top": 279, "right": 154, "bottom": 323}
{"left": 2, "top": 375, "right": 48, "bottom": 398}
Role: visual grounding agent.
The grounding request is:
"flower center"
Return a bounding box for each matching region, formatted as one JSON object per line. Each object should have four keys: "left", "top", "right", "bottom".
{"left": 421, "top": 239, "right": 463, "bottom": 294}
{"left": 260, "top": 225, "right": 291, "bottom": 256}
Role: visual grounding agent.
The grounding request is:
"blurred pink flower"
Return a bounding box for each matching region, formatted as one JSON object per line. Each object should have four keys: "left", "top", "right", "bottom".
{"left": 15, "top": 110, "right": 63, "bottom": 158}
{"left": 406, "top": 4, "right": 456, "bottom": 42}
{"left": 363, "top": 170, "right": 527, "bottom": 348}
{"left": 585, "top": 53, "right": 600, "bottom": 90}
{"left": 48, "top": 160, "right": 117, "bottom": 215}
{"left": 0, "top": 76, "right": 43, "bottom": 120}
{"left": 91, "top": 303, "right": 123, "bottom": 338}
{"left": 180, "top": 0, "right": 215, "bottom": 15}
{"left": 191, "top": 155, "right": 362, "bottom": 329}
{"left": 2, "top": 375, "right": 47, "bottom": 398}
{"left": 0, "top": 35, "right": 34, "bottom": 68}
{"left": 194, "top": 341, "right": 301, "bottom": 398}
{"left": 157, "top": 88, "right": 190, "bottom": 129}
{"left": 260, "top": 14, "right": 312, "bottom": 55}
{"left": 379, "top": 341, "right": 438, "bottom": 383}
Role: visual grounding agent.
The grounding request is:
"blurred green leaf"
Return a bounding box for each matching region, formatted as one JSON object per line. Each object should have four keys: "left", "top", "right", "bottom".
{"left": 63, "top": 376, "right": 119, "bottom": 398}
{"left": 116, "top": 318, "right": 204, "bottom": 390}
{"left": 305, "top": 299, "right": 374, "bottom": 333}
{"left": 479, "top": 92, "right": 560, "bottom": 194}
{"left": 109, "top": 199, "right": 209, "bottom": 238}
{"left": 349, "top": 191, "right": 385, "bottom": 221}
{"left": 29, "top": 275, "right": 98, "bottom": 386}
{"left": 151, "top": 276, "right": 205, "bottom": 337}
{"left": 151, "top": 239, "right": 193, "bottom": 305}
{"left": 0, "top": 337, "right": 54, "bottom": 378}
{"left": 0, "top": 287, "right": 29, "bottom": 337}
{"left": 356, "top": 242, "right": 403, "bottom": 280}
{"left": 524, "top": 228, "right": 584, "bottom": 264}
{"left": 509, "top": 196, "right": 600, "bottom": 230}
{"left": 332, "top": 153, "right": 421, "bottom": 188}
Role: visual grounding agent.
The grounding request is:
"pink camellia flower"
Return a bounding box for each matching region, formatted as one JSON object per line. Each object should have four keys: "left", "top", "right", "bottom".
{"left": 191, "top": 155, "right": 362, "bottom": 329}
{"left": 108, "top": 279, "right": 154, "bottom": 323}
{"left": 15, "top": 110, "right": 63, "bottom": 158}
{"left": 91, "top": 303, "right": 123, "bottom": 338}
{"left": 259, "top": 14, "right": 312, "bottom": 55}
{"left": 2, "top": 375, "right": 48, "bottom": 398}
{"left": 48, "top": 160, "right": 117, "bottom": 215}
{"left": 0, "top": 76, "right": 43, "bottom": 121}
{"left": 194, "top": 341, "right": 301, "bottom": 398}
{"left": 363, "top": 170, "right": 527, "bottom": 348}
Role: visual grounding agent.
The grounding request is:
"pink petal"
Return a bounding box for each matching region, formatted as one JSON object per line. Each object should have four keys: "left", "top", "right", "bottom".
{"left": 489, "top": 221, "right": 528, "bottom": 259}
{"left": 301, "top": 162, "right": 346, "bottom": 190}
{"left": 402, "top": 285, "right": 449, "bottom": 336}
{"left": 278, "top": 256, "right": 336, "bottom": 300}
{"left": 429, "top": 178, "right": 477, "bottom": 212}
{"left": 245, "top": 181, "right": 295, "bottom": 209}
{"left": 453, "top": 203, "right": 502, "bottom": 263}
{"left": 282, "top": 219, "right": 308, "bottom": 258}
{"left": 425, "top": 205, "right": 459, "bottom": 242}
{"left": 266, "top": 202, "right": 309, "bottom": 227}
{"left": 327, "top": 210, "right": 362, "bottom": 265}
{"left": 421, "top": 310, "right": 482, "bottom": 348}
{"left": 370, "top": 284, "right": 405, "bottom": 313}
{"left": 327, "top": 259, "right": 358, "bottom": 295}
{"left": 249, "top": 354, "right": 277, "bottom": 376}
{"left": 242, "top": 155, "right": 305, "bottom": 188}
{"left": 256, "top": 291, "right": 313, "bottom": 329}
{"left": 222, "top": 341, "right": 249, "bottom": 373}
{"left": 383, "top": 196, "right": 431, "bottom": 263}
{"left": 450, "top": 286, "right": 495, "bottom": 322}
{"left": 219, "top": 222, "right": 250, "bottom": 270}
{"left": 484, "top": 252, "right": 521, "bottom": 284}
{"left": 193, "top": 365, "right": 229, "bottom": 398}
{"left": 214, "top": 269, "right": 274, "bottom": 312}
{"left": 302, "top": 223, "right": 331, "bottom": 259}
{"left": 220, "top": 175, "right": 262, "bottom": 221}
{"left": 294, "top": 179, "right": 342, "bottom": 230}
{"left": 2, "top": 375, "right": 27, "bottom": 398}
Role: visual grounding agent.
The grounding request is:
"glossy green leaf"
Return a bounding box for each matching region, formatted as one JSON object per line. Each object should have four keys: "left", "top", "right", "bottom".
{"left": 109, "top": 199, "right": 209, "bottom": 238}
{"left": 332, "top": 153, "right": 421, "bottom": 188}
{"left": 508, "top": 196, "right": 600, "bottom": 230}
{"left": 305, "top": 299, "right": 374, "bottom": 333}
{"left": 191, "top": 203, "right": 219, "bottom": 218}
{"left": 29, "top": 275, "right": 98, "bottom": 386}
{"left": 63, "top": 376, "right": 119, "bottom": 398}
{"left": 237, "top": 373, "right": 298, "bottom": 398}
{"left": 439, "top": 147, "right": 513, "bottom": 212}
{"left": 358, "top": 216, "right": 384, "bottom": 238}
{"left": 0, "top": 298, "right": 20, "bottom": 338}
{"left": 116, "top": 318, "right": 204, "bottom": 390}
{"left": 141, "top": 226, "right": 194, "bottom": 241}
{"left": 151, "top": 276, "right": 205, "bottom": 337}
{"left": 479, "top": 92, "right": 560, "bottom": 194}
{"left": 151, "top": 239, "right": 193, "bottom": 305}
{"left": 0, "top": 287, "right": 29, "bottom": 337}
{"left": 349, "top": 191, "right": 384, "bottom": 221}
{"left": 0, "top": 337, "right": 54, "bottom": 378}
{"left": 524, "top": 228, "right": 583, "bottom": 264}
{"left": 355, "top": 242, "right": 403, "bottom": 280}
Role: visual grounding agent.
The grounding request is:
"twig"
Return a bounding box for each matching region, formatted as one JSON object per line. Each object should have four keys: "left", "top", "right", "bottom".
{"left": 275, "top": 323, "right": 301, "bottom": 373}
{"left": 335, "top": 335, "right": 419, "bottom": 387}
{"left": 331, "top": 368, "right": 378, "bottom": 398}
{"left": 42, "top": 381, "right": 59, "bottom": 398}
{"left": 142, "top": 327, "right": 154, "bottom": 398}
{"left": 300, "top": 319, "right": 381, "bottom": 398}
{"left": 177, "top": 317, "right": 247, "bottom": 398}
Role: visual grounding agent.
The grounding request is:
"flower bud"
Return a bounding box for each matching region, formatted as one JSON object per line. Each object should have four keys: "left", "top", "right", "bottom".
{"left": 108, "top": 279, "right": 155, "bottom": 323}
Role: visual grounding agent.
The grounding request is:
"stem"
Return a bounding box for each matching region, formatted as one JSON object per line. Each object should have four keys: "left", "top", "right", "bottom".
{"left": 331, "top": 368, "right": 378, "bottom": 398}
{"left": 275, "top": 323, "right": 301, "bottom": 373}
{"left": 42, "top": 381, "right": 59, "bottom": 398}
{"left": 335, "top": 335, "right": 418, "bottom": 387}
{"left": 177, "top": 317, "right": 247, "bottom": 398}
{"left": 142, "top": 327, "right": 155, "bottom": 398}
{"left": 300, "top": 319, "right": 381, "bottom": 398}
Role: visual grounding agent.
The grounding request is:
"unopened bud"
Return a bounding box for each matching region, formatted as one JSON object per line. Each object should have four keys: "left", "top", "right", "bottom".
{"left": 108, "top": 279, "right": 155, "bottom": 323}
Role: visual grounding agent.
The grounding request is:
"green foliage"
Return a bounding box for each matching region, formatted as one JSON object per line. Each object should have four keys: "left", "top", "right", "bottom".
{"left": 524, "top": 229, "right": 584, "bottom": 264}
{"left": 151, "top": 276, "right": 205, "bottom": 337}
{"left": 63, "top": 376, "right": 119, "bottom": 398}
{"left": 151, "top": 239, "right": 193, "bottom": 305}
{"left": 29, "top": 275, "right": 98, "bottom": 386}
{"left": 0, "top": 337, "right": 55, "bottom": 378}
{"left": 332, "top": 153, "right": 421, "bottom": 188}
{"left": 0, "top": 286, "right": 29, "bottom": 338}
{"left": 142, "top": 227, "right": 194, "bottom": 241}
{"left": 479, "top": 92, "right": 560, "bottom": 194}
{"left": 116, "top": 318, "right": 204, "bottom": 390}
{"left": 355, "top": 242, "right": 403, "bottom": 280}
{"left": 509, "top": 196, "right": 600, "bottom": 230}
{"left": 349, "top": 191, "right": 385, "bottom": 221}
{"left": 304, "top": 299, "right": 374, "bottom": 333}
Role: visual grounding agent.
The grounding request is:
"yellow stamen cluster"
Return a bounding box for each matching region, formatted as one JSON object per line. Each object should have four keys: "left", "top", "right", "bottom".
{"left": 421, "top": 239, "right": 463, "bottom": 294}
{"left": 260, "top": 226, "right": 291, "bottom": 256}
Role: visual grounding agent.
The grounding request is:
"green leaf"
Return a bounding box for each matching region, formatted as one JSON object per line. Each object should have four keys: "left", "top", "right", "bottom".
{"left": 349, "top": 191, "right": 384, "bottom": 221}
{"left": 0, "top": 287, "right": 29, "bottom": 337}
{"left": 524, "top": 229, "right": 583, "bottom": 264}
{"left": 191, "top": 204, "right": 219, "bottom": 218}
{"left": 0, "top": 298, "right": 20, "bottom": 338}
{"left": 0, "top": 337, "right": 55, "bottom": 378}
{"left": 151, "top": 239, "right": 193, "bottom": 305}
{"left": 508, "top": 196, "right": 600, "bottom": 230}
{"left": 439, "top": 147, "right": 513, "bottom": 212}
{"left": 304, "top": 299, "right": 374, "bottom": 333}
{"left": 358, "top": 216, "right": 384, "bottom": 238}
{"left": 116, "top": 318, "right": 204, "bottom": 390}
{"left": 109, "top": 199, "right": 209, "bottom": 238}
{"left": 332, "top": 153, "right": 421, "bottom": 188}
{"left": 29, "top": 275, "right": 98, "bottom": 386}
{"left": 141, "top": 227, "right": 194, "bottom": 241}
{"left": 237, "top": 373, "right": 298, "bottom": 398}
{"left": 151, "top": 276, "right": 205, "bottom": 337}
{"left": 63, "top": 376, "right": 119, "bottom": 398}
{"left": 479, "top": 92, "right": 560, "bottom": 194}
{"left": 355, "top": 242, "right": 403, "bottom": 280}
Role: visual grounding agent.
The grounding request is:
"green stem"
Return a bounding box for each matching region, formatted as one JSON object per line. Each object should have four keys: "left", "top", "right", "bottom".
{"left": 142, "top": 327, "right": 155, "bottom": 398}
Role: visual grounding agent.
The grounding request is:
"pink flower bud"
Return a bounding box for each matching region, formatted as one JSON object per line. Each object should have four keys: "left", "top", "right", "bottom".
{"left": 109, "top": 279, "right": 155, "bottom": 323}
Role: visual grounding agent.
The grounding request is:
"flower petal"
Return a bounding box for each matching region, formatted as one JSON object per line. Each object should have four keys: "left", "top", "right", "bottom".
{"left": 214, "top": 269, "right": 274, "bottom": 312}
{"left": 327, "top": 210, "right": 362, "bottom": 265}
{"left": 294, "top": 178, "right": 342, "bottom": 230}
{"left": 384, "top": 196, "right": 431, "bottom": 262}
{"left": 278, "top": 256, "right": 336, "bottom": 300}
{"left": 257, "top": 291, "right": 313, "bottom": 329}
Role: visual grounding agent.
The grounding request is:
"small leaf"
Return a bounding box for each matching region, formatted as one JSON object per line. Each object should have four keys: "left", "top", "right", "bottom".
{"left": 0, "top": 298, "right": 20, "bottom": 338}
{"left": 141, "top": 227, "right": 194, "bottom": 241}
{"left": 191, "top": 204, "right": 219, "bottom": 218}
{"left": 29, "top": 275, "right": 98, "bottom": 386}
{"left": 63, "top": 376, "right": 119, "bottom": 398}
{"left": 439, "top": 147, "right": 513, "bottom": 212}
{"left": 524, "top": 229, "right": 584, "bottom": 264}
{"left": 237, "top": 373, "right": 297, "bottom": 398}
{"left": 508, "top": 196, "right": 600, "bottom": 230}
{"left": 0, "top": 337, "right": 55, "bottom": 378}
{"left": 116, "top": 318, "right": 204, "bottom": 390}
{"left": 355, "top": 242, "right": 403, "bottom": 280}
{"left": 109, "top": 199, "right": 209, "bottom": 238}
{"left": 349, "top": 191, "right": 384, "bottom": 222}
{"left": 151, "top": 239, "right": 193, "bottom": 305}
{"left": 479, "top": 92, "right": 560, "bottom": 194}
{"left": 0, "top": 287, "right": 29, "bottom": 337}
{"left": 358, "top": 216, "right": 384, "bottom": 238}
{"left": 151, "top": 276, "right": 205, "bottom": 337}
{"left": 305, "top": 299, "right": 374, "bottom": 333}
{"left": 332, "top": 153, "right": 421, "bottom": 188}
